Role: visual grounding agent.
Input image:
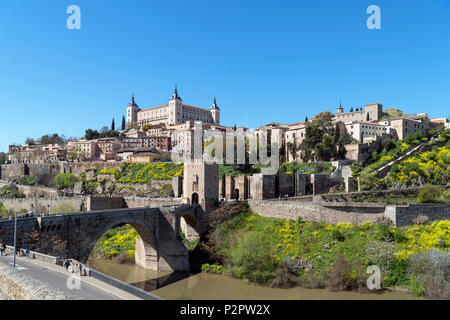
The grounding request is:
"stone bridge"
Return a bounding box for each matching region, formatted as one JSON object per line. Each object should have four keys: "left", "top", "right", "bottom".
{"left": 0, "top": 204, "right": 206, "bottom": 272}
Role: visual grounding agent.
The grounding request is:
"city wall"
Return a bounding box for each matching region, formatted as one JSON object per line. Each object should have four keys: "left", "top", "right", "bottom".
{"left": 384, "top": 203, "right": 450, "bottom": 227}
{"left": 248, "top": 200, "right": 385, "bottom": 225}
{"left": 248, "top": 199, "right": 450, "bottom": 226}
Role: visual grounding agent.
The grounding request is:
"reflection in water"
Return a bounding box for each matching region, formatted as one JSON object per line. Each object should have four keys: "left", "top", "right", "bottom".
{"left": 88, "top": 258, "right": 191, "bottom": 291}
{"left": 88, "top": 258, "right": 423, "bottom": 300}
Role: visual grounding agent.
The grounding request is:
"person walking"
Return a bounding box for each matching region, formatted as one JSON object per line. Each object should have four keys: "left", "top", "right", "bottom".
{"left": 0, "top": 243, "right": 5, "bottom": 256}
{"left": 64, "top": 259, "right": 70, "bottom": 271}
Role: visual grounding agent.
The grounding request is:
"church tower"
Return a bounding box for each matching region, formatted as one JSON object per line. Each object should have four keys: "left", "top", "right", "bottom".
{"left": 168, "top": 86, "right": 183, "bottom": 125}
{"left": 210, "top": 96, "right": 221, "bottom": 125}
{"left": 337, "top": 100, "right": 344, "bottom": 114}
{"left": 126, "top": 93, "right": 139, "bottom": 129}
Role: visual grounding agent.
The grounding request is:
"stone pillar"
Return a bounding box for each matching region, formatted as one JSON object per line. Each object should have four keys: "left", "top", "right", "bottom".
{"left": 225, "top": 176, "right": 235, "bottom": 200}
{"left": 344, "top": 177, "right": 357, "bottom": 192}
{"left": 135, "top": 238, "right": 158, "bottom": 270}
{"left": 172, "top": 176, "right": 183, "bottom": 198}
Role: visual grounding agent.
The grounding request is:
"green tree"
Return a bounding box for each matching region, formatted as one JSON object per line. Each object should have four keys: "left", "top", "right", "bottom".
{"left": 40, "top": 133, "right": 65, "bottom": 145}
{"left": 300, "top": 112, "right": 336, "bottom": 162}
{"left": 85, "top": 129, "right": 100, "bottom": 140}
{"left": 54, "top": 173, "right": 79, "bottom": 191}
{"left": 286, "top": 142, "right": 298, "bottom": 161}
{"left": 366, "top": 113, "right": 370, "bottom": 121}
{"left": 111, "top": 118, "right": 115, "bottom": 131}
{"left": 121, "top": 116, "right": 126, "bottom": 131}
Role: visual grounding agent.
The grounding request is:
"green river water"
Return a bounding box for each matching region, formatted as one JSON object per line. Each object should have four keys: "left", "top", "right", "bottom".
{"left": 88, "top": 258, "right": 423, "bottom": 300}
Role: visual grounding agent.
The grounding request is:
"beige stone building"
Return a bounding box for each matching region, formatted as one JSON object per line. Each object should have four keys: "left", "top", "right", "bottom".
{"left": 126, "top": 87, "right": 220, "bottom": 128}
{"left": 345, "top": 121, "right": 392, "bottom": 142}
{"left": 385, "top": 118, "right": 429, "bottom": 140}
{"left": 334, "top": 102, "right": 383, "bottom": 123}
{"left": 70, "top": 140, "right": 96, "bottom": 160}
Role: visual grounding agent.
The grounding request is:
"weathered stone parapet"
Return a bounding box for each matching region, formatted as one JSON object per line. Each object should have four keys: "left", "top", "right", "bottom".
{"left": 384, "top": 203, "right": 450, "bottom": 227}
{"left": 248, "top": 200, "right": 385, "bottom": 225}
{"left": 0, "top": 261, "right": 80, "bottom": 300}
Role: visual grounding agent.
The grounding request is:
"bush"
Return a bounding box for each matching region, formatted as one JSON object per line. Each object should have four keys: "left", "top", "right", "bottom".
{"left": 365, "top": 240, "right": 396, "bottom": 273}
{"left": 412, "top": 215, "right": 429, "bottom": 225}
{"left": 201, "top": 263, "right": 227, "bottom": 274}
{"left": 14, "top": 175, "right": 36, "bottom": 186}
{"left": 229, "top": 231, "right": 277, "bottom": 284}
{"left": 54, "top": 173, "right": 79, "bottom": 191}
{"left": 407, "top": 249, "right": 450, "bottom": 299}
{"left": 417, "top": 184, "right": 444, "bottom": 203}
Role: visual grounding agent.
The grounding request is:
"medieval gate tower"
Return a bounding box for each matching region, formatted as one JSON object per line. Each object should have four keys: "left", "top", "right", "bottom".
{"left": 182, "top": 160, "right": 219, "bottom": 213}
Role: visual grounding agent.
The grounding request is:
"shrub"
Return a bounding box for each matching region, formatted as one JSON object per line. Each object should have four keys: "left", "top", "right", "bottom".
{"left": 407, "top": 249, "right": 450, "bottom": 299}
{"left": 201, "top": 263, "right": 227, "bottom": 274}
{"left": 365, "top": 240, "right": 396, "bottom": 273}
{"left": 328, "top": 255, "right": 351, "bottom": 292}
{"left": 54, "top": 173, "right": 79, "bottom": 191}
{"left": 412, "top": 215, "right": 429, "bottom": 225}
{"left": 417, "top": 184, "right": 444, "bottom": 203}
{"left": 297, "top": 271, "right": 328, "bottom": 289}
{"left": 14, "top": 175, "right": 36, "bottom": 186}
{"left": 229, "top": 231, "right": 277, "bottom": 284}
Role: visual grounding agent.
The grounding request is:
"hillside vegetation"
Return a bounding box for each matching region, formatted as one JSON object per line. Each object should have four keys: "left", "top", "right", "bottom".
{"left": 203, "top": 212, "right": 450, "bottom": 299}
{"left": 352, "top": 128, "right": 450, "bottom": 190}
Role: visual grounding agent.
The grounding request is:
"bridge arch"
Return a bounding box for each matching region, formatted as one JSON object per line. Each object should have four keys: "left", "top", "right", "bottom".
{"left": 78, "top": 217, "right": 157, "bottom": 270}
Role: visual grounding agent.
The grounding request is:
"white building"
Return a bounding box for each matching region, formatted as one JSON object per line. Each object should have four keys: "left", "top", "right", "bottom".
{"left": 126, "top": 87, "right": 220, "bottom": 128}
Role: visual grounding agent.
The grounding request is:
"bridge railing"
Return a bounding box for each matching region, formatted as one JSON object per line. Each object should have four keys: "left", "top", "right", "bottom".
{"left": 87, "top": 268, "right": 164, "bottom": 300}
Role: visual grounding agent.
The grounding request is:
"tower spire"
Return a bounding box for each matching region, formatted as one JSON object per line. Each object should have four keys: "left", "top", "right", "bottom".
{"left": 211, "top": 96, "right": 219, "bottom": 109}
{"left": 171, "top": 85, "right": 181, "bottom": 100}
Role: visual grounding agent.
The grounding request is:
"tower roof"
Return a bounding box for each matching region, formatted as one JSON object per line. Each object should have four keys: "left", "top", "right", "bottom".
{"left": 170, "top": 85, "right": 181, "bottom": 100}
{"left": 211, "top": 96, "right": 220, "bottom": 110}
{"left": 129, "top": 93, "right": 138, "bottom": 107}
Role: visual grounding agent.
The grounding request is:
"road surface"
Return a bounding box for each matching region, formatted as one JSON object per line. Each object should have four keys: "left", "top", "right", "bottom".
{"left": 0, "top": 254, "right": 118, "bottom": 300}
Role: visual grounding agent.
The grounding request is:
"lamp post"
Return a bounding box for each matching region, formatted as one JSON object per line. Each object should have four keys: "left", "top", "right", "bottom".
{"left": 13, "top": 211, "right": 17, "bottom": 268}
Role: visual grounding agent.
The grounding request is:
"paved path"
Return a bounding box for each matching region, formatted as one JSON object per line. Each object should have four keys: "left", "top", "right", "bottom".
{"left": 0, "top": 255, "right": 141, "bottom": 300}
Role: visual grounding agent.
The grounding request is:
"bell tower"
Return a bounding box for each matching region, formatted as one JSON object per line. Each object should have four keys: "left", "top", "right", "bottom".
{"left": 210, "top": 96, "right": 221, "bottom": 125}
{"left": 168, "top": 85, "right": 183, "bottom": 125}
{"left": 126, "top": 93, "right": 139, "bottom": 128}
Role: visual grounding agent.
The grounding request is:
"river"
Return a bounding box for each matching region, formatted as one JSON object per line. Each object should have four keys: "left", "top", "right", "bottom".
{"left": 88, "top": 258, "right": 423, "bottom": 300}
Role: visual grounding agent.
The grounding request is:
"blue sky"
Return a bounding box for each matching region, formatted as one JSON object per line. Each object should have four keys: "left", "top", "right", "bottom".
{"left": 0, "top": 0, "right": 449, "bottom": 152}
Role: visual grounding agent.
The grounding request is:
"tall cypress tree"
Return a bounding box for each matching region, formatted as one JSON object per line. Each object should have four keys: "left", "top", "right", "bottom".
{"left": 121, "top": 115, "right": 126, "bottom": 131}
{"left": 305, "top": 116, "right": 308, "bottom": 122}
{"left": 111, "top": 118, "right": 115, "bottom": 131}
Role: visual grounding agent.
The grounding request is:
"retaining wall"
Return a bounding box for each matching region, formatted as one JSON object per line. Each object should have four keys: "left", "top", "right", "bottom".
{"left": 384, "top": 203, "right": 450, "bottom": 227}
{"left": 248, "top": 200, "right": 385, "bottom": 224}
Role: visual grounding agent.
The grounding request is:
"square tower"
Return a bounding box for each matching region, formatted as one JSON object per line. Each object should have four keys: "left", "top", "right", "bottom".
{"left": 364, "top": 103, "right": 383, "bottom": 121}
{"left": 182, "top": 160, "right": 219, "bottom": 212}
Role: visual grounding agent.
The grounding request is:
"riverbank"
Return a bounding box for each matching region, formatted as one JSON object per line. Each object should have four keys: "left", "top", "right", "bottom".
{"left": 196, "top": 206, "right": 449, "bottom": 299}
{"left": 88, "top": 257, "right": 423, "bottom": 300}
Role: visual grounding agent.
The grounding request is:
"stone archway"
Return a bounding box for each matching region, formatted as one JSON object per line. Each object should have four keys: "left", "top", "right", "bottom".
{"left": 79, "top": 219, "right": 158, "bottom": 270}
{"left": 191, "top": 193, "right": 199, "bottom": 205}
